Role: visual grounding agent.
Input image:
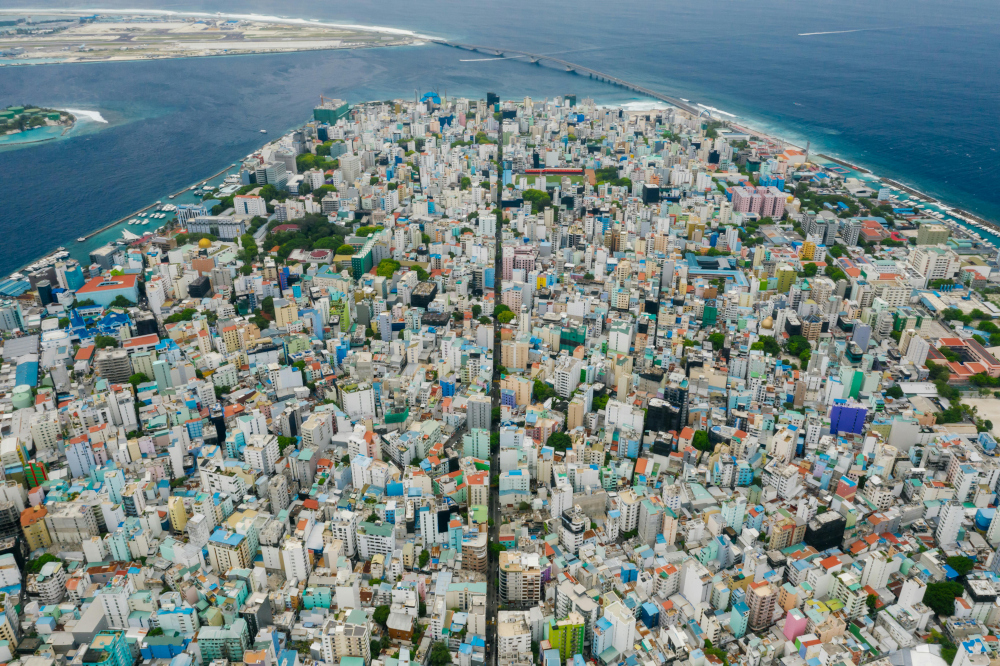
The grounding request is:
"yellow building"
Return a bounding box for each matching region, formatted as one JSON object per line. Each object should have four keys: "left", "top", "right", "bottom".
{"left": 274, "top": 298, "right": 299, "bottom": 328}
{"left": 567, "top": 398, "right": 585, "bottom": 431}
{"left": 799, "top": 241, "right": 816, "bottom": 261}
{"left": 20, "top": 505, "right": 52, "bottom": 551}
{"left": 499, "top": 375, "right": 533, "bottom": 405}
{"left": 168, "top": 496, "right": 188, "bottom": 533}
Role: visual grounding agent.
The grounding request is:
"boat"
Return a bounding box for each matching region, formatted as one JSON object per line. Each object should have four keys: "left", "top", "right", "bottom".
{"left": 168, "top": 194, "right": 176, "bottom": 199}
{"left": 260, "top": 129, "right": 267, "bottom": 133}
{"left": 77, "top": 237, "right": 86, "bottom": 242}
{"left": 189, "top": 186, "right": 196, "bottom": 191}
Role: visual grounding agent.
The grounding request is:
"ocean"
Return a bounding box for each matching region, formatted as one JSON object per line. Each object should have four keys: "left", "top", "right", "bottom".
{"left": 1, "top": 0, "right": 999, "bottom": 276}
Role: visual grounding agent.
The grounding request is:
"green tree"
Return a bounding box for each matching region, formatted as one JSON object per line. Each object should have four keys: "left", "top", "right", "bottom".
{"left": 262, "top": 296, "right": 274, "bottom": 317}
{"left": 946, "top": 556, "right": 974, "bottom": 577}
{"left": 885, "top": 385, "right": 904, "bottom": 399}
{"left": 707, "top": 332, "right": 726, "bottom": 349}
{"left": 418, "top": 549, "right": 431, "bottom": 568}
{"left": 26, "top": 553, "right": 60, "bottom": 574}
{"left": 787, "top": 335, "right": 811, "bottom": 356}
{"left": 240, "top": 233, "right": 258, "bottom": 262}
{"left": 497, "top": 311, "right": 515, "bottom": 324}
{"left": 336, "top": 244, "right": 355, "bottom": 255}
{"left": 165, "top": 308, "right": 198, "bottom": 324}
{"left": 547, "top": 432, "right": 571, "bottom": 452}
{"left": 471, "top": 304, "right": 482, "bottom": 318}
{"left": 128, "top": 373, "right": 150, "bottom": 388}
{"left": 277, "top": 436, "right": 297, "bottom": 454}
{"left": 373, "top": 605, "right": 391, "bottom": 628}
{"left": 750, "top": 337, "right": 780, "bottom": 356}
{"left": 692, "top": 430, "right": 713, "bottom": 454}
{"left": 518, "top": 501, "right": 531, "bottom": 511}
{"left": 376, "top": 258, "right": 401, "bottom": 278}
{"left": 94, "top": 335, "right": 118, "bottom": 349}
{"left": 521, "top": 189, "right": 552, "bottom": 214}
{"left": 109, "top": 295, "right": 134, "bottom": 308}
{"left": 924, "top": 581, "right": 964, "bottom": 616}
{"left": 533, "top": 379, "right": 557, "bottom": 402}
{"left": 429, "top": 642, "right": 452, "bottom": 666}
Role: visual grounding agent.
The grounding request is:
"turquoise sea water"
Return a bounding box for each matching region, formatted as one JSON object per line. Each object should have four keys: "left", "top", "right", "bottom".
{"left": 0, "top": 0, "right": 998, "bottom": 275}
{"left": 0, "top": 125, "right": 65, "bottom": 146}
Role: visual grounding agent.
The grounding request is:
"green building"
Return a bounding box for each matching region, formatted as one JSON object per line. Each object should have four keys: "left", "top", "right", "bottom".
{"left": 351, "top": 237, "right": 380, "bottom": 279}
{"left": 313, "top": 100, "right": 350, "bottom": 124}
{"left": 462, "top": 428, "right": 490, "bottom": 459}
{"left": 560, "top": 325, "right": 587, "bottom": 352}
{"left": 197, "top": 618, "right": 249, "bottom": 664}
{"left": 776, "top": 266, "right": 796, "bottom": 293}
{"left": 85, "top": 632, "right": 132, "bottom": 666}
{"left": 548, "top": 614, "right": 586, "bottom": 660}
{"left": 917, "top": 223, "right": 949, "bottom": 245}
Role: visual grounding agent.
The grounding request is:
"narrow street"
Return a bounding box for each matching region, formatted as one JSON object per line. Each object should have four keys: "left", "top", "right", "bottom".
{"left": 487, "top": 133, "right": 503, "bottom": 666}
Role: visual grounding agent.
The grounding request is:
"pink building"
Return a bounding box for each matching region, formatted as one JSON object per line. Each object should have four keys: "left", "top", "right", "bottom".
{"left": 501, "top": 286, "right": 523, "bottom": 311}
{"left": 502, "top": 247, "right": 515, "bottom": 280}
{"left": 732, "top": 186, "right": 763, "bottom": 214}
{"left": 783, "top": 607, "right": 808, "bottom": 641}
{"left": 759, "top": 186, "right": 786, "bottom": 219}
{"left": 514, "top": 253, "right": 535, "bottom": 274}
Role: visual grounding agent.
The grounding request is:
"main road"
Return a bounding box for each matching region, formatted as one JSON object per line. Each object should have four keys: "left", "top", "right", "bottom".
{"left": 487, "top": 135, "right": 503, "bottom": 666}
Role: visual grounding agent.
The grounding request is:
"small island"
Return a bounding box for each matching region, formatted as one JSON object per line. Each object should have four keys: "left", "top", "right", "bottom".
{"left": 0, "top": 11, "right": 419, "bottom": 66}
{"left": 0, "top": 105, "right": 75, "bottom": 141}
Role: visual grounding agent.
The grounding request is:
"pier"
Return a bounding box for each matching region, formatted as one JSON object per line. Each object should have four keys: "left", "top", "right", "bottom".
{"left": 434, "top": 40, "right": 703, "bottom": 116}
{"left": 77, "top": 163, "right": 238, "bottom": 242}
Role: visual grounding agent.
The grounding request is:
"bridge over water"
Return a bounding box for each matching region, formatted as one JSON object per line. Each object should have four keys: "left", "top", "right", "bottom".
{"left": 432, "top": 39, "right": 704, "bottom": 116}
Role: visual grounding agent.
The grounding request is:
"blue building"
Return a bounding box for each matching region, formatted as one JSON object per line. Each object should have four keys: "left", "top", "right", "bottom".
{"left": 74, "top": 274, "right": 140, "bottom": 308}
{"left": 640, "top": 602, "right": 660, "bottom": 629}
{"left": 829, "top": 398, "right": 867, "bottom": 434}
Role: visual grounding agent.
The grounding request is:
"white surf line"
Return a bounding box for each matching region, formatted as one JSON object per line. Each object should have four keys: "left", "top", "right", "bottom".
{"left": 697, "top": 104, "right": 737, "bottom": 118}
{"left": 798, "top": 29, "right": 867, "bottom": 36}
{"left": 798, "top": 26, "right": 908, "bottom": 36}
{"left": 0, "top": 7, "right": 437, "bottom": 39}
{"left": 62, "top": 109, "right": 108, "bottom": 123}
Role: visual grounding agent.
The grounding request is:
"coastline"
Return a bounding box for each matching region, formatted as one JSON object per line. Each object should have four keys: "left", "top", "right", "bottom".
{"left": 0, "top": 39, "right": 421, "bottom": 67}
{"left": 0, "top": 7, "right": 437, "bottom": 40}
{"left": 12, "top": 90, "right": 999, "bottom": 281}
{"left": 719, "top": 115, "right": 1000, "bottom": 238}
{"left": 6, "top": 42, "right": 1000, "bottom": 277}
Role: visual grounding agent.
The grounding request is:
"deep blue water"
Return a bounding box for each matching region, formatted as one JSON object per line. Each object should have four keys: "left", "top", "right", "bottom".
{"left": 1, "top": 0, "right": 999, "bottom": 275}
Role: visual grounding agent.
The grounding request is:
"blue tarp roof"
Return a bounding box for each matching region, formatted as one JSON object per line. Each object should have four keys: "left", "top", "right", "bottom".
{"left": 15, "top": 361, "right": 37, "bottom": 387}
